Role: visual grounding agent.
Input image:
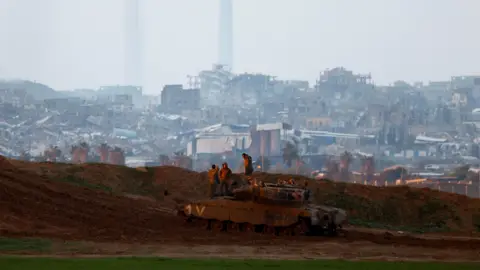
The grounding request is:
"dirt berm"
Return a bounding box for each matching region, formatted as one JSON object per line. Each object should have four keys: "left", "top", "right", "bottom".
{"left": 1, "top": 158, "right": 480, "bottom": 249}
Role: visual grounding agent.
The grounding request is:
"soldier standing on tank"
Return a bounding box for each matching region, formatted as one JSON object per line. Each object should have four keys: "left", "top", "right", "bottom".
{"left": 242, "top": 153, "right": 253, "bottom": 175}
{"left": 219, "top": 162, "right": 233, "bottom": 196}
{"left": 207, "top": 164, "right": 219, "bottom": 198}
{"left": 242, "top": 153, "right": 253, "bottom": 184}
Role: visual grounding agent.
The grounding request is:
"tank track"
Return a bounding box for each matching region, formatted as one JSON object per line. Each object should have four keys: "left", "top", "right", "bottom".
{"left": 179, "top": 213, "right": 340, "bottom": 237}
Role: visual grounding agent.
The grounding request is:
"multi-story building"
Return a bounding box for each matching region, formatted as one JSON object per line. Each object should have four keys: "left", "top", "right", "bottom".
{"left": 225, "top": 73, "right": 274, "bottom": 106}
{"left": 315, "top": 67, "right": 373, "bottom": 100}
{"left": 198, "top": 64, "right": 232, "bottom": 106}
{"left": 450, "top": 76, "right": 480, "bottom": 107}
{"left": 160, "top": 84, "right": 200, "bottom": 113}
{"left": 97, "top": 85, "right": 144, "bottom": 108}
{"left": 422, "top": 81, "right": 451, "bottom": 104}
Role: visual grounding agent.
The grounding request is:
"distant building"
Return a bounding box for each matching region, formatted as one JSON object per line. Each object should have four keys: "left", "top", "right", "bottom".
{"left": 451, "top": 76, "right": 480, "bottom": 103}
{"left": 305, "top": 117, "right": 332, "bottom": 130}
{"left": 43, "top": 97, "right": 83, "bottom": 112}
{"left": 97, "top": 85, "right": 144, "bottom": 108}
{"left": 226, "top": 73, "right": 274, "bottom": 106}
{"left": 161, "top": 84, "right": 200, "bottom": 113}
{"left": 198, "top": 64, "right": 232, "bottom": 106}
{"left": 452, "top": 88, "right": 475, "bottom": 108}
{"left": 422, "top": 81, "right": 451, "bottom": 104}
{"left": 112, "top": 94, "right": 134, "bottom": 112}
{"left": 315, "top": 67, "right": 373, "bottom": 100}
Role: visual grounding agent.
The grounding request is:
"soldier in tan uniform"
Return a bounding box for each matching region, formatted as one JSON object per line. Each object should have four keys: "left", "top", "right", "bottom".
{"left": 219, "top": 162, "right": 233, "bottom": 196}
{"left": 207, "top": 164, "right": 219, "bottom": 198}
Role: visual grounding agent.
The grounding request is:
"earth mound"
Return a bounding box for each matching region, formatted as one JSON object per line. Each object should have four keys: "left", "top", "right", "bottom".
{"left": 3, "top": 159, "right": 480, "bottom": 235}
{"left": 0, "top": 155, "right": 15, "bottom": 171}
{"left": 249, "top": 172, "right": 480, "bottom": 233}
{"left": 146, "top": 167, "right": 480, "bottom": 233}
{"left": 0, "top": 165, "right": 185, "bottom": 242}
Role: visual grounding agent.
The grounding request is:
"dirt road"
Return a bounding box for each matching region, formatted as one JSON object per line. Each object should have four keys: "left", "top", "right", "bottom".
{"left": 6, "top": 240, "right": 480, "bottom": 262}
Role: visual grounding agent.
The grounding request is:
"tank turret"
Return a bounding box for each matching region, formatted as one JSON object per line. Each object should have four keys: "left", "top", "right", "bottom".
{"left": 232, "top": 183, "right": 309, "bottom": 206}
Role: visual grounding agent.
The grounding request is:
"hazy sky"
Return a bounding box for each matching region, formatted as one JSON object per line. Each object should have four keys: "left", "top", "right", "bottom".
{"left": 0, "top": 0, "right": 479, "bottom": 94}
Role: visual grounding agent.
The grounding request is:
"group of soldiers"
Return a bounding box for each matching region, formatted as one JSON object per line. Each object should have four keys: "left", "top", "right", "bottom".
{"left": 207, "top": 153, "right": 253, "bottom": 198}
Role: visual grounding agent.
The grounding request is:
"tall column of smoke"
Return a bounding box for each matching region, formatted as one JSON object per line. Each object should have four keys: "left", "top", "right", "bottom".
{"left": 218, "top": 0, "right": 233, "bottom": 70}
{"left": 124, "top": 0, "right": 142, "bottom": 86}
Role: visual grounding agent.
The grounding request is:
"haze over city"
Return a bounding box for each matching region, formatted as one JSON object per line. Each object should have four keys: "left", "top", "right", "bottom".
{"left": 2, "top": 0, "right": 480, "bottom": 267}
{"left": 0, "top": 0, "right": 479, "bottom": 94}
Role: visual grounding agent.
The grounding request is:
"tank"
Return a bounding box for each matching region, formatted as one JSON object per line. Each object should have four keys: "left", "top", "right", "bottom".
{"left": 178, "top": 183, "right": 347, "bottom": 236}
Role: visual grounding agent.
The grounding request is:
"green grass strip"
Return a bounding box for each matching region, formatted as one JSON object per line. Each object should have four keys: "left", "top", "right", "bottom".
{"left": 0, "top": 257, "right": 478, "bottom": 270}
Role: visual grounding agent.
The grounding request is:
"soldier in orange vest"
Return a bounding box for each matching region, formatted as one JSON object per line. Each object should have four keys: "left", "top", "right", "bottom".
{"left": 219, "top": 163, "right": 232, "bottom": 196}
{"left": 242, "top": 153, "right": 253, "bottom": 176}
{"left": 207, "top": 164, "right": 219, "bottom": 198}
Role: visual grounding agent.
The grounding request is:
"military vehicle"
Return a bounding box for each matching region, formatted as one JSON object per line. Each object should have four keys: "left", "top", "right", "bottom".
{"left": 178, "top": 182, "right": 347, "bottom": 236}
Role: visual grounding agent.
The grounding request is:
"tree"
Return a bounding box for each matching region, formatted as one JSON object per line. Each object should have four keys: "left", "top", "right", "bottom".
{"left": 282, "top": 141, "right": 299, "bottom": 168}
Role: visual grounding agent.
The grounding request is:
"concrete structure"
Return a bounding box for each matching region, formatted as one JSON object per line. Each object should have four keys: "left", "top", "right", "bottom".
{"left": 98, "top": 85, "right": 143, "bottom": 108}
{"left": 422, "top": 81, "right": 451, "bottom": 103}
{"left": 218, "top": 0, "right": 233, "bottom": 69}
{"left": 226, "top": 73, "right": 274, "bottom": 106}
{"left": 250, "top": 123, "right": 291, "bottom": 158}
{"left": 198, "top": 64, "right": 232, "bottom": 106}
{"left": 186, "top": 123, "right": 251, "bottom": 156}
{"left": 161, "top": 85, "right": 200, "bottom": 113}
{"left": 315, "top": 67, "right": 373, "bottom": 99}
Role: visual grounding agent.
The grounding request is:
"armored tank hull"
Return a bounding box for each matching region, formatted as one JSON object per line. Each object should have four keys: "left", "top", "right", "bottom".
{"left": 178, "top": 184, "right": 347, "bottom": 236}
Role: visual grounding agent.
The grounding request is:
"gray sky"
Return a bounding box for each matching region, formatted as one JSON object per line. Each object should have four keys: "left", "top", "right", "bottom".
{"left": 0, "top": 0, "right": 479, "bottom": 94}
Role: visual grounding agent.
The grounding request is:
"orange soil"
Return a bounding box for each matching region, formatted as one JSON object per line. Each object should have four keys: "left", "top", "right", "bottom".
{"left": 1, "top": 157, "right": 480, "bottom": 256}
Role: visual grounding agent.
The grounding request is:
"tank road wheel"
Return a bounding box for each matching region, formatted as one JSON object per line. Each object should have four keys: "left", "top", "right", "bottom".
{"left": 209, "top": 220, "right": 228, "bottom": 232}
{"left": 228, "top": 222, "right": 240, "bottom": 232}
{"left": 211, "top": 220, "right": 223, "bottom": 232}
{"left": 263, "top": 225, "right": 275, "bottom": 235}
{"left": 243, "top": 223, "right": 255, "bottom": 233}
{"left": 326, "top": 223, "right": 338, "bottom": 237}
{"left": 206, "top": 219, "right": 215, "bottom": 231}
{"left": 185, "top": 216, "right": 197, "bottom": 227}
{"left": 199, "top": 219, "right": 210, "bottom": 230}
{"left": 222, "top": 221, "right": 229, "bottom": 232}
{"left": 291, "top": 218, "right": 311, "bottom": 236}
{"left": 254, "top": 225, "right": 264, "bottom": 233}
{"left": 263, "top": 226, "right": 280, "bottom": 236}
{"left": 276, "top": 227, "right": 288, "bottom": 236}
{"left": 237, "top": 223, "right": 246, "bottom": 232}
{"left": 286, "top": 227, "right": 296, "bottom": 236}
